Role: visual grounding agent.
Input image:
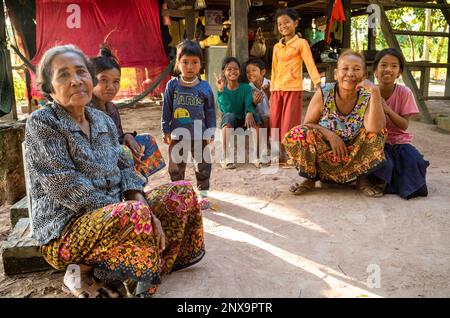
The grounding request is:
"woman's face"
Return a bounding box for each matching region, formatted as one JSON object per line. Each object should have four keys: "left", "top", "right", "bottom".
{"left": 49, "top": 52, "right": 93, "bottom": 108}
{"left": 335, "top": 54, "right": 365, "bottom": 90}
{"left": 277, "top": 15, "right": 298, "bottom": 37}
{"left": 223, "top": 61, "right": 240, "bottom": 82}
{"left": 93, "top": 68, "right": 121, "bottom": 103}
{"left": 374, "top": 54, "right": 402, "bottom": 85}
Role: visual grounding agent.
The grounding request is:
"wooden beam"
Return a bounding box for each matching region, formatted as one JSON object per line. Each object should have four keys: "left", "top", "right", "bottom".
{"left": 406, "top": 62, "right": 450, "bottom": 68}
{"left": 342, "top": 0, "right": 352, "bottom": 49}
{"left": 231, "top": 0, "right": 248, "bottom": 66}
{"left": 392, "top": 30, "right": 450, "bottom": 37}
{"left": 292, "top": 0, "right": 327, "bottom": 9}
{"left": 353, "top": 1, "right": 450, "bottom": 9}
{"left": 371, "top": 0, "right": 433, "bottom": 123}
{"left": 185, "top": 9, "right": 196, "bottom": 40}
{"left": 421, "top": 95, "right": 450, "bottom": 101}
{"left": 436, "top": 0, "right": 450, "bottom": 96}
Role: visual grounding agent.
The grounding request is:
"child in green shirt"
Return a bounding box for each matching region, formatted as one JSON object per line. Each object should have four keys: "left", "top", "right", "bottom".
{"left": 216, "top": 57, "right": 263, "bottom": 169}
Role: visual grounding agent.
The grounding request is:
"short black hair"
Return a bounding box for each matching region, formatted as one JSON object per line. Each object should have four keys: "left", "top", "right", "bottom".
{"left": 176, "top": 39, "right": 203, "bottom": 62}
{"left": 245, "top": 58, "right": 266, "bottom": 71}
{"left": 90, "top": 43, "right": 121, "bottom": 75}
{"left": 373, "top": 48, "right": 405, "bottom": 72}
{"left": 221, "top": 56, "right": 240, "bottom": 70}
{"left": 275, "top": 8, "right": 299, "bottom": 22}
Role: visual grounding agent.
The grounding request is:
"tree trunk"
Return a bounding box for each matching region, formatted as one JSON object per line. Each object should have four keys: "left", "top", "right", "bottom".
{"left": 408, "top": 35, "right": 415, "bottom": 62}
{"left": 434, "top": 24, "right": 449, "bottom": 79}
{"left": 423, "top": 8, "right": 431, "bottom": 61}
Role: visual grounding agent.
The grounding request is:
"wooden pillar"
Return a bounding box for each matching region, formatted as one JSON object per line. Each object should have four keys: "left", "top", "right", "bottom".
{"left": 446, "top": 38, "right": 450, "bottom": 96}
{"left": 420, "top": 66, "right": 430, "bottom": 98}
{"left": 368, "top": 26, "right": 376, "bottom": 51}
{"left": 231, "top": 0, "right": 248, "bottom": 66}
{"left": 0, "top": 0, "right": 17, "bottom": 121}
{"left": 438, "top": 0, "right": 450, "bottom": 96}
{"left": 185, "top": 9, "right": 195, "bottom": 40}
{"left": 342, "top": 0, "right": 352, "bottom": 49}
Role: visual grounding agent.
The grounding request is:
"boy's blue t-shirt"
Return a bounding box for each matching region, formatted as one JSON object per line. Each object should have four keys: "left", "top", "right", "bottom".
{"left": 161, "top": 78, "right": 216, "bottom": 140}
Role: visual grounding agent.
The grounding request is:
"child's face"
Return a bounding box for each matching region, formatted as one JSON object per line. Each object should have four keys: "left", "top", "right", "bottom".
{"left": 246, "top": 64, "right": 265, "bottom": 84}
{"left": 223, "top": 61, "right": 240, "bottom": 81}
{"left": 178, "top": 55, "right": 201, "bottom": 80}
{"left": 277, "top": 15, "right": 298, "bottom": 37}
{"left": 374, "top": 54, "right": 402, "bottom": 85}
{"left": 93, "top": 68, "right": 121, "bottom": 103}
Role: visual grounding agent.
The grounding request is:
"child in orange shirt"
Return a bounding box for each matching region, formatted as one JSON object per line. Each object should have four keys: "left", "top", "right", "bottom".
{"left": 270, "top": 8, "right": 321, "bottom": 163}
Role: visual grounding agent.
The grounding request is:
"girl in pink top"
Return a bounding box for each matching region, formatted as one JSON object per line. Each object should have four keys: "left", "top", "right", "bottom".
{"left": 370, "top": 48, "right": 429, "bottom": 199}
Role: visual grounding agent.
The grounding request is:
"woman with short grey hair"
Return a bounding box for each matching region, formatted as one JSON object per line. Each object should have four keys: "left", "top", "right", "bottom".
{"left": 25, "top": 44, "right": 205, "bottom": 298}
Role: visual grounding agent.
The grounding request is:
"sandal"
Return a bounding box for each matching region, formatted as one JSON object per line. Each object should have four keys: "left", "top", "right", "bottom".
{"left": 357, "top": 178, "right": 384, "bottom": 198}
{"left": 62, "top": 265, "right": 120, "bottom": 298}
{"left": 221, "top": 160, "right": 236, "bottom": 169}
{"left": 289, "top": 180, "right": 315, "bottom": 195}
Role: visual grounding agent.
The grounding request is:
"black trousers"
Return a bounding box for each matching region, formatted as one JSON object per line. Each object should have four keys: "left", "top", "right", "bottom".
{"left": 168, "top": 139, "right": 211, "bottom": 191}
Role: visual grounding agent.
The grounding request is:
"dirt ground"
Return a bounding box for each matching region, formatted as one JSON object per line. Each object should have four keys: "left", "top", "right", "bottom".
{"left": 1, "top": 99, "right": 450, "bottom": 298}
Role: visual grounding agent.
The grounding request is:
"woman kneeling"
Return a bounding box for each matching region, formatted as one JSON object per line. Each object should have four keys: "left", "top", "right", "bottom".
{"left": 283, "top": 50, "right": 387, "bottom": 196}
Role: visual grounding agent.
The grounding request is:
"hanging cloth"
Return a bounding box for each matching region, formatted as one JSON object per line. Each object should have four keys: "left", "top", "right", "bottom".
{"left": 0, "top": 49, "right": 14, "bottom": 117}
{"left": 326, "top": 0, "right": 346, "bottom": 44}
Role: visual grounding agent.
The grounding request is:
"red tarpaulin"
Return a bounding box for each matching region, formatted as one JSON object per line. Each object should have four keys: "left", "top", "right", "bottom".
{"left": 31, "top": 0, "right": 169, "bottom": 97}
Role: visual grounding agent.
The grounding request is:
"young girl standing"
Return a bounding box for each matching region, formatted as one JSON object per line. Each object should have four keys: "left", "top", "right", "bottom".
{"left": 271, "top": 8, "right": 321, "bottom": 163}
{"left": 370, "top": 48, "right": 429, "bottom": 199}
{"left": 161, "top": 40, "right": 216, "bottom": 208}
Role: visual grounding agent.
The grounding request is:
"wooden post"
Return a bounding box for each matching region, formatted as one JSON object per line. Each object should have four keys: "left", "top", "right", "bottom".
{"left": 231, "top": 0, "right": 248, "bottom": 66}
{"left": 342, "top": 0, "right": 352, "bottom": 49}
{"left": 372, "top": 0, "right": 433, "bottom": 124}
{"left": 446, "top": 38, "right": 450, "bottom": 96}
{"left": 0, "top": 0, "right": 17, "bottom": 121}
{"left": 185, "top": 9, "right": 196, "bottom": 40}
{"left": 419, "top": 66, "right": 430, "bottom": 98}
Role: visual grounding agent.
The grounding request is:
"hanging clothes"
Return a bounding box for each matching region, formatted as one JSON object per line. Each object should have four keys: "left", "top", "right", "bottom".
{"left": 326, "top": 0, "right": 346, "bottom": 44}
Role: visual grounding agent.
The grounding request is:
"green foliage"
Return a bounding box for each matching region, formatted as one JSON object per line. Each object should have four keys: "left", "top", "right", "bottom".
{"left": 351, "top": 5, "right": 449, "bottom": 80}
{"left": 12, "top": 70, "right": 26, "bottom": 102}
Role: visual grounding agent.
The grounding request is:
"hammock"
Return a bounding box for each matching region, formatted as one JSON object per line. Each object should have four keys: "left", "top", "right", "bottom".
{"left": 9, "top": 43, "right": 175, "bottom": 109}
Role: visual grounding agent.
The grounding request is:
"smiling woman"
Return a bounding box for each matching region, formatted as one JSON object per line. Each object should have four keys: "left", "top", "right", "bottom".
{"left": 283, "top": 50, "right": 387, "bottom": 197}
{"left": 25, "top": 44, "right": 206, "bottom": 298}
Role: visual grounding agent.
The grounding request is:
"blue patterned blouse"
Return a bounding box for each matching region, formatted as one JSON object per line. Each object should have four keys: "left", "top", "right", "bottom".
{"left": 24, "top": 102, "right": 145, "bottom": 245}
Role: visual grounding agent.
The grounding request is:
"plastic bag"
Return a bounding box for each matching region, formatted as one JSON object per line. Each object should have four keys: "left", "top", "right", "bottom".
{"left": 250, "top": 27, "right": 266, "bottom": 58}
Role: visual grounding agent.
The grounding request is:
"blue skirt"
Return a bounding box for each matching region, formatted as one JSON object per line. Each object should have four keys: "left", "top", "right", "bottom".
{"left": 371, "top": 143, "right": 429, "bottom": 199}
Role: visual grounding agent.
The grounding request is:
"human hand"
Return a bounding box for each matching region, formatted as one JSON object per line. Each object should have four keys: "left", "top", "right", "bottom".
{"left": 151, "top": 214, "right": 166, "bottom": 252}
{"left": 381, "top": 99, "right": 391, "bottom": 115}
{"left": 215, "top": 72, "right": 225, "bottom": 92}
{"left": 245, "top": 112, "right": 257, "bottom": 129}
{"left": 325, "top": 130, "right": 348, "bottom": 161}
{"left": 163, "top": 133, "right": 172, "bottom": 145}
{"left": 356, "top": 79, "right": 378, "bottom": 94}
{"left": 124, "top": 134, "right": 142, "bottom": 159}
{"left": 252, "top": 90, "right": 264, "bottom": 105}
